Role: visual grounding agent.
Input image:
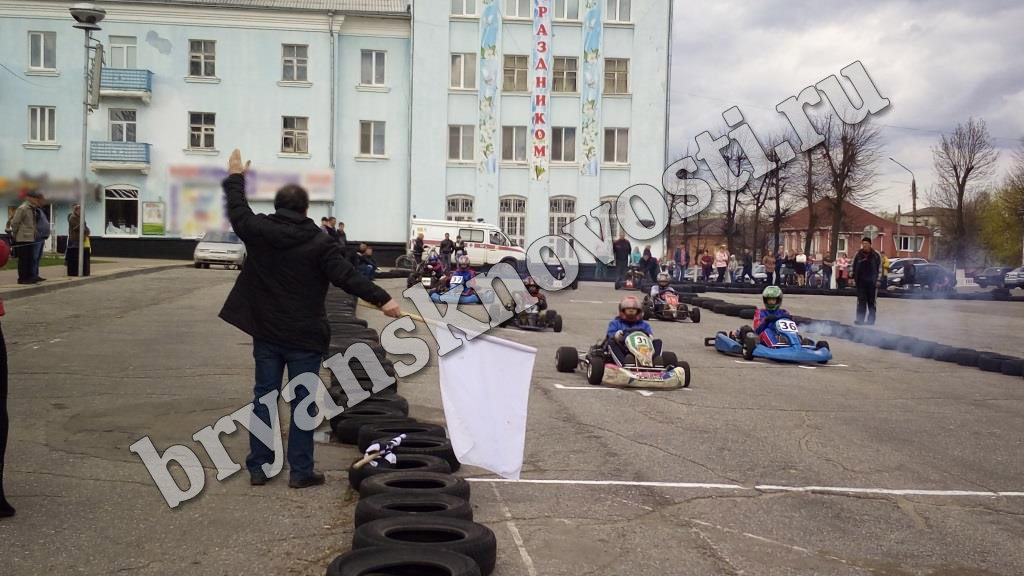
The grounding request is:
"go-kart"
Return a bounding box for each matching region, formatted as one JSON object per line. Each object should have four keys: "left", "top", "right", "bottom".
{"left": 643, "top": 291, "right": 700, "bottom": 323}
{"left": 428, "top": 274, "right": 494, "bottom": 305}
{"left": 614, "top": 264, "right": 646, "bottom": 290}
{"left": 704, "top": 318, "right": 831, "bottom": 364}
{"left": 556, "top": 330, "right": 690, "bottom": 389}
{"left": 502, "top": 304, "right": 563, "bottom": 332}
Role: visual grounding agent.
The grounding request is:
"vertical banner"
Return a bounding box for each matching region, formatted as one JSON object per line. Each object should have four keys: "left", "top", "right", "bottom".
{"left": 579, "top": 0, "right": 604, "bottom": 176}
{"left": 530, "top": 0, "right": 552, "bottom": 181}
{"left": 478, "top": 0, "right": 502, "bottom": 187}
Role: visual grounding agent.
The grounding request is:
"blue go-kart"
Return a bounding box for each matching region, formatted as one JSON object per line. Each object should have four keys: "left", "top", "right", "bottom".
{"left": 428, "top": 275, "right": 495, "bottom": 305}
{"left": 704, "top": 318, "right": 832, "bottom": 364}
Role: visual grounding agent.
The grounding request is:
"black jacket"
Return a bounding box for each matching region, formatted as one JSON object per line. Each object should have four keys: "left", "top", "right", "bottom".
{"left": 851, "top": 249, "right": 881, "bottom": 285}
{"left": 612, "top": 238, "right": 631, "bottom": 261}
{"left": 218, "top": 174, "right": 391, "bottom": 353}
{"left": 439, "top": 238, "right": 454, "bottom": 254}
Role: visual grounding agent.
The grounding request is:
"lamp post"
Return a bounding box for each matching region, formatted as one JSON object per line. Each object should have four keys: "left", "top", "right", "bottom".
{"left": 70, "top": 3, "right": 105, "bottom": 277}
{"left": 889, "top": 157, "right": 918, "bottom": 258}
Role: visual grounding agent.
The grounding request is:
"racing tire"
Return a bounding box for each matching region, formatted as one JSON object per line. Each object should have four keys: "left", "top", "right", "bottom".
{"left": 933, "top": 345, "right": 959, "bottom": 363}
{"left": 878, "top": 335, "right": 900, "bottom": 351}
{"left": 585, "top": 354, "right": 605, "bottom": 386}
{"left": 953, "top": 349, "right": 980, "bottom": 367}
{"left": 742, "top": 332, "right": 757, "bottom": 361}
{"left": 331, "top": 411, "right": 411, "bottom": 445}
{"left": 660, "top": 351, "right": 678, "bottom": 368}
{"left": 354, "top": 492, "right": 473, "bottom": 527}
{"left": 1000, "top": 358, "right": 1024, "bottom": 377}
{"left": 678, "top": 360, "right": 691, "bottom": 387}
{"left": 555, "top": 347, "right": 579, "bottom": 372}
{"left": 614, "top": 280, "right": 624, "bottom": 290}
{"left": 978, "top": 353, "right": 1010, "bottom": 373}
{"left": 910, "top": 341, "right": 937, "bottom": 359}
{"left": 348, "top": 454, "right": 452, "bottom": 490}
{"left": 193, "top": 262, "right": 201, "bottom": 268}
{"left": 368, "top": 433, "right": 460, "bottom": 471}
{"left": 896, "top": 337, "right": 920, "bottom": 354}
{"left": 326, "top": 547, "right": 482, "bottom": 576}
{"left": 358, "top": 422, "right": 448, "bottom": 452}
{"left": 353, "top": 517, "right": 497, "bottom": 576}
{"left": 358, "top": 470, "right": 471, "bottom": 500}
{"left": 552, "top": 314, "right": 563, "bottom": 333}
{"left": 689, "top": 307, "right": 701, "bottom": 323}
{"left": 737, "top": 307, "right": 755, "bottom": 320}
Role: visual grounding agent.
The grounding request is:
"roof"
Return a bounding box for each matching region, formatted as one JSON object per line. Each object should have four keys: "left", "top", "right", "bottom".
{"left": 107, "top": 0, "right": 409, "bottom": 14}
{"left": 670, "top": 216, "right": 728, "bottom": 237}
{"left": 904, "top": 206, "right": 952, "bottom": 218}
{"left": 783, "top": 199, "right": 932, "bottom": 236}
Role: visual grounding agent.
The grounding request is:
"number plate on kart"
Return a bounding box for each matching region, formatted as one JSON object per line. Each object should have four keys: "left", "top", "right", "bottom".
{"left": 776, "top": 319, "right": 798, "bottom": 332}
{"left": 449, "top": 275, "right": 464, "bottom": 285}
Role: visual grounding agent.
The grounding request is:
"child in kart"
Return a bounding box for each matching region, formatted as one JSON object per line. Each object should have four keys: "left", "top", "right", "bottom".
{"left": 649, "top": 272, "right": 676, "bottom": 299}
{"left": 606, "top": 295, "right": 655, "bottom": 364}
{"left": 435, "top": 255, "right": 477, "bottom": 296}
{"left": 505, "top": 276, "right": 557, "bottom": 326}
{"left": 751, "top": 285, "right": 794, "bottom": 345}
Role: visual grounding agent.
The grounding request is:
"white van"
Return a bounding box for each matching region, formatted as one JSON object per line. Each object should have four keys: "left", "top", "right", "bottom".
{"left": 410, "top": 218, "right": 526, "bottom": 268}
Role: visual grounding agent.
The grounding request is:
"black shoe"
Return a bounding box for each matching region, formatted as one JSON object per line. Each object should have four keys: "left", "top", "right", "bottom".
{"left": 854, "top": 320, "right": 864, "bottom": 325}
{"left": 0, "top": 498, "right": 14, "bottom": 518}
{"left": 17, "top": 279, "right": 38, "bottom": 285}
{"left": 35, "top": 277, "right": 47, "bottom": 282}
{"left": 250, "top": 471, "right": 268, "bottom": 486}
{"left": 289, "top": 471, "right": 325, "bottom": 489}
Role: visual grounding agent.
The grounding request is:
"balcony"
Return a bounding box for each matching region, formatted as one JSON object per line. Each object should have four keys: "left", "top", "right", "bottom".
{"left": 90, "top": 141, "right": 151, "bottom": 174}
{"left": 99, "top": 68, "right": 153, "bottom": 103}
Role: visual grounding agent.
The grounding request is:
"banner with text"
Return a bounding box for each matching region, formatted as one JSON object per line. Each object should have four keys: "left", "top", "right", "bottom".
{"left": 530, "top": 0, "right": 552, "bottom": 181}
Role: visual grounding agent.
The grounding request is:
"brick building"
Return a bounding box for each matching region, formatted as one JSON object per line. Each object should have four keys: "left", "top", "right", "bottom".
{"left": 781, "top": 199, "right": 933, "bottom": 259}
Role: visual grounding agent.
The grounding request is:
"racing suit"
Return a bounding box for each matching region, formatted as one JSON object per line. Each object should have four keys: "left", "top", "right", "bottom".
{"left": 446, "top": 267, "right": 476, "bottom": 295}
{"left": 606, "top": 317, "right": 655, "bottom": 364}
{"left": 752, "top": 308, "right": 793, "bottom": 345}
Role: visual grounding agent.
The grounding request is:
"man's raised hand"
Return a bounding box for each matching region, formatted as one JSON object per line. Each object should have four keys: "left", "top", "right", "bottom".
{"left": 229, "top": 149, "right": 251, "bottom": 175}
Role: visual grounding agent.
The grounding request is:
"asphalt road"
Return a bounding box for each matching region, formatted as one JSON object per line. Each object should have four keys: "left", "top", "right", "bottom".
{"left": 1, "top": 269, "right": 1022, "bottom": 575}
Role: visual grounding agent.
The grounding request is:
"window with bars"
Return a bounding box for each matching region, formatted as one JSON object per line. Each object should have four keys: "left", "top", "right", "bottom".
{"left": 109, "top": 36, "right": 137, "bottom": 69}
{"left": 604, "top": 58, "right": 629, "bottom": 94}
{"left": 499, "top": 196, "right": 527, "bottom": 247}
{"left": 28, "top": 31, "right": 56, "bottom": 70}
{"left": 189, "top": 40, "right": 216, "bottom": 77}
{"left": 552, "top": 127, "right": 576, "bottom": 162}
{"left": 448, "top": 125, "right": 475, "bottom": 161}
{"left": 104, "top": 187, "right": 140, "bottom": 236}
{"left": 189, "top": 112, "right": 215, "bottom": 149}
{"left": 502, "top": 126, "right": 528, "bottom": 162}
{"left": 503, "top": 55, "right": 528, "bottom": 92}
{"left": 606, "top": 0, "right": 631, "bottom": 22}
{"left": 549, "top": 197, "right": 576, "bottom": 236}
{"left": 553, "top": 57, "right": 577, "bottom": 92}
{"left": 446, "top": 196, "right": 475, "bottom": 222}
{"left": 282, "top": 44, "right": 308, "bottom": 81}
{"left": 896, "top": 236, "right": 924, "bottom": 251}
{"left": 451, "top": 0, "right": 476, "bottom": 16}
{"left": 28, "top": 106, "right": 56, "bottom": 143}
{"left": 360, "top": 120, "right": 385, "bottom": 156}
{"left": 282, "top": 116, "right": 309, "bottom": 154}
{"left": 601, "top": 196, "right": 621, "bottom": 240}
{"left": 450, "top": 53, "right": 477, "bottom": 89}
{"left": 554, "top": 0, "right": 580, "bottom": 19}
{"left": 504, "top": 0, "right": 530, "bottom": 18}
{"left": 603, "top": 128, "right": 628, "bottom": 164}
{"left": 360, "top": 50, "right": 386, "bottom": 85}
{"left": 110, "top": 109, "right": 136, "bottom": 143}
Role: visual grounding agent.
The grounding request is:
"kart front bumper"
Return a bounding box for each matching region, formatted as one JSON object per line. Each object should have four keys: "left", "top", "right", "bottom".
{"left": 711, "top": 333, "right": 832, "bottom": 364}
{"left": 603, "top": 364, "right": 686, "bottom": 389}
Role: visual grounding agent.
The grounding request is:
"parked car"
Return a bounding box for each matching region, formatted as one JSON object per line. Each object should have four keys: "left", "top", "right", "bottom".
{"left": 973, "top": 266, "right": 1013, "bottom": 288}
{"left": 886, "top": 257, "right": 928, "bottom": 288}
{"left": 751, "top": 264, "right": 768, "bottom": 284}
{"left": 409, "top": 218, "right": 525, "bottom": 269}
{"left": 910, "top": 263, "right": 957, "bottom": 292}
{"left": 194, "top": 230, "right": 246, "bottom": 269}
{"left": 1003, "top": 267, "right": 1023, "bottom": 290}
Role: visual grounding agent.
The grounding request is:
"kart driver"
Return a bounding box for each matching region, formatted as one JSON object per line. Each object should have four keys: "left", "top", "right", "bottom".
{"left": 520, "top": 276, "right": 547, "bottom": 311}
{"left": 753, "top": 285, "right": 793, "bottom": 344}
{"left": 649, "top": 272, "right": 676, "bottom": 299}
{"left": 440, "top": 255, "right": 476, "bottom": 296}
{"left": 606, "top": 295, "right": 654, "bottom": 363}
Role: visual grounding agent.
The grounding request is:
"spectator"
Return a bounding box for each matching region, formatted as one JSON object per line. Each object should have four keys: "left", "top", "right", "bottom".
{"left": 358, "top": 245, "right": 378, "bottom": 280}
{"left": 0, "top": 238, "right": 11, "bottom": 518}
{"left": 640, "top": 249, "right": 656, "bottom": 281}
{"left": 822, "top": 253, "right": 834, "bottom": 289}
{"left": 880, "top": 251, "right": 890, "bottom": 291}
{"left": 320, "top": 217, "right": 331, "bottom": 234}
{"left": 439, "top": 233, "right": 455, "bottom": 272}
{"left": 741, "top": 248, "right": 753, "bottom": 284}
{"left": 682, "top": 244, "right": 691, "bottom": 280}
{"left": 454, "top": 235, "right": 467, "bottom": 260}
{"left": 762, "top": 251, "right": 776, "bottom": 285}
{"left": 672, "top": 242, "right": 685, "bottom": 281}
{"left": 218, "top": 150, "right": 400, "bottom": 489}
{"left": 31, "top": 197, "right": 50, "bottom": 282}
{"left": 412, "top": 233, "right": 425, "bottom": 264}
{"left": 775, "top": 249, "right": 784, "bottom": 284}
{"left": 612, "top": 232, "right": 631, "bottom": 280}
{"left": 630, "top": 246, "right": 642, "bottom": 266}
{"left": 836, "top": 252, "right": 850, "bottom": 289}
{"left": 700, "top": 249, "right": 713, "bottom": 282}
{"left": 9, "top": 190, "right": 41, "bottom": 284}
{"left": 794, "top": 252, "right": 807, "bottom": 286}
{"left": 851, "top": 237, "right": 881, "bottom": 325}
{"left": 66, "top": 204, "right": 91, "bottom": 277}
{"left": 727, "top": 254, "right": 739, "bottom": 283}
{"left": 326, "top": 217, "right": 340, "bottom": 241}
{"left": 336, "top": 221, "right": 347, "bottom": 244}
{"left": 714, "top": 245, "right": 729, "bottom": 283}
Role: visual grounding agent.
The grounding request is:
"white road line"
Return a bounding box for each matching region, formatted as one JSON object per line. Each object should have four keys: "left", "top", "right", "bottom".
{"left": 570, "top": 299, "right": 605, "bottom": 304}
{"left": 467, "top": 478, "right": 1024, "bottom": 498}
{"left": 489, "top": 483, "right": 538, "bottom": 576}
{"left": 635, "top": 390, "right": 654, "bottom": 397}
{"left": 553, "top": 384, "right": 617, "bottom": 391}
{"left": 797, "top": 365, "right": 817, "bottom": 370}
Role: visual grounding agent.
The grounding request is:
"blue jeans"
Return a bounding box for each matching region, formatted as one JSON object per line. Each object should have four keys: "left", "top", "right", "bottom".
{"left": 246, "top": 338, "right": 322, "bottom": 480}
{"left": 33, "top": 239, "right": 45, "bottom": 279}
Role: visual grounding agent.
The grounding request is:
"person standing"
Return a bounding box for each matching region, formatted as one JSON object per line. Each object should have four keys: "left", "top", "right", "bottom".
{"left": 673, "top": 242, "right": 686, "bottom": 281}
{"left": 880, "top": 251, "right": 890, "bottom": 291}
{"left": 9, "top": 190, "right": 40, "bottom": 284}
{"left": 794, "top": 252, "right": 807, "bottom": 286}
{"left": 727, "top": 254, "right": 739, "bottom": 283}
{"left": 822, "top": 253, "right": 834, "bottom": 289}
{"left": 836, "top": 252, "right": 850, "bottom": 289}
{"left": 412, "top": 233, "right": 425, "bottom": 264}
{"left": 612, "top": 232, "right": 631, "bottom": 280}
{"left": 741, "top": 249, "right": 753, "bottom": 284}
{"left": 66, "top": 204, "right": 91, "bottom": 277}
{"left": 320, "top": 217, "right": 331, "bottom": 234}
{"left": 775, "top": 249, "right": 784, "bottom": 285}
{"left": 714, "top": 245, "right": 728, "bottom": 283}
{"left": 218, "top": 150, "right": 401, "bottom": 488}
{"left": 762, "top": 251, "right": 776, "bottom": 285}
{"left": 439, "top": 233, "right": 454, "bottom": 272}
{"left": 700, "top": 248, "right": 713, "bottom": 282}
{"left": 851, "top": 237, "right": 882, "bottom": 325}
{"left": 0, "top": 238, "right": 13, "bottom": 518}
{"left": 454, "top": 235, "right": 466, "bottom": 260}
{"left": 326, "top": 217, "right": 340, "bottom": 242}
{"left": 336, "top": 221, "right": 347, "bottom": 244}
{"left": 31, "top": 198, "right": 50, "bottom": 282}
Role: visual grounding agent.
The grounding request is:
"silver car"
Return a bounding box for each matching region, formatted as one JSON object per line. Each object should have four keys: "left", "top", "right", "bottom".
{"left": 1004, "top": 267, "right": 1023, "bottom": 290}
{"left": 194, "top": 230, "right": 246, "bottom": 269}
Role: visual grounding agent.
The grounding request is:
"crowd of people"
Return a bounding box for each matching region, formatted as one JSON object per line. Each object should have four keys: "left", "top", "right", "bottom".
{"left": 4, "top": 189, "right": 94, "bottom": 284}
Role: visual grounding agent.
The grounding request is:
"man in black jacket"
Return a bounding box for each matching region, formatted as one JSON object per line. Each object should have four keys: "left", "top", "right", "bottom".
{"left": 219, "top": 150, "right": 401, "bottom": 488}
{"left": 439, "top": 233, "right": 455, "bottom": 272}
{"left": 612, "top": 232, "right": 631, "bottom": 280}
{"left": 851, "top": 236, "right": 881, "bottom": 325}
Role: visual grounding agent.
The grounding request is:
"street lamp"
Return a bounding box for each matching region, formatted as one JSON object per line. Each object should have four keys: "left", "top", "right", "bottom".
{"left": 889, "top": 157, "right": 918, "bottom": 258}
{"left": 70, "top": 3, "right": 105, "bottom": 277}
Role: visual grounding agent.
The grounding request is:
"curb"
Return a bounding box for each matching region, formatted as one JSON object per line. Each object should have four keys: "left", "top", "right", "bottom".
{"left": 1, "top": 263, "right": 189, "bottom": 300}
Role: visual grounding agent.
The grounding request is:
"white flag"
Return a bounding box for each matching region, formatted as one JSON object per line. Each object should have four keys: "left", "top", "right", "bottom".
{"left": 438, "top": 331, "right": 535, "bottom": 479}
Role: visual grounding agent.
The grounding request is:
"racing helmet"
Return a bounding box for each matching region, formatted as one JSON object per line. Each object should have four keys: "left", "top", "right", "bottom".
{"left": 456, "top": 255, "right": 470, "bottom": 270}
{"left": 618, "top": 295, "right": 643, "bottom": 322}
{"left": 762, "top": 285, "right": 783, "bottom": 310}
{"left": 524, "top": 276, "right": 540, "bottom": 295}
{"left": 657, "top": 272, "right": 670, "bottom": 288}
{"left": 428, "top": 253, "right": 438, "bottom": 264}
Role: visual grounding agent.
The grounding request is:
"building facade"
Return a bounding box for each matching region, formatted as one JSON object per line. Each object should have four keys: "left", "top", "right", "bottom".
{"left": 782, "top": 199, "right": 934, "bottom": 260}
{"left": 0, "top": 0, "right": 671, "bottom": 261}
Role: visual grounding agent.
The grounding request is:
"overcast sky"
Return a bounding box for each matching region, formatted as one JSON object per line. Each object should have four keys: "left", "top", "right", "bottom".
{"left": 668, "top": 0, "right": 1024, "bottom": 213}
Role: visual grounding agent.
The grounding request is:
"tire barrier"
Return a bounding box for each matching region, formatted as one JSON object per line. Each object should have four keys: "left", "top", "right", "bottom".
{"left": 353, "top": 492, "right": 474, "bottom": 527}
{"left": 347, "top": 454, "right": 452, "bottom": 491}
{"left": 327, "top": 547, "right": 482, "bottom": 576}
{"left": 357, "top": 422, "right": 448, "bottom": 452}
{"left": 352, "top": 517, "right": 498, "bottom": 576}
{"left": 658, "top": 281, "right": 1024, "bottom": 302}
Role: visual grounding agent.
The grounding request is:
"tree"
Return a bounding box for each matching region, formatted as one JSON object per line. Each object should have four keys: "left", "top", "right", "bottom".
{"left": 978, "top": 140, "right": 1024, "bottom": 266}
{"left": 929, "top": 118, "right": 1000, "bottom": 266}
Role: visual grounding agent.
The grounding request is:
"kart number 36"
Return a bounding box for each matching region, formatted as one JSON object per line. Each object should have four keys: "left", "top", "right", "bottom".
{"left": 776, "top": 319, "right": 798, "bottom": 333}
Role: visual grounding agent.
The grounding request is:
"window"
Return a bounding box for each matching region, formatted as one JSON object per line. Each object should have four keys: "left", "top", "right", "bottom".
{"left": 549, "top": 197, "right": 576, "bottom": 236}
{"left": 554, "top": 0, "right": 580, "bottom": 19}
{"left": 446, "top": 196, "right": 474, "bottom": 222}
{"left": 553, "top": 57, "right": 577, "bottom": 93}
{"left": 360, "top": 50, "right": 386, "bottom": 86}
{"left": 551, "top": 127, "right": 576, "bottom": 162}
{"left": 28, "top": 106, "right": 56, "bottom": 143}
{"left": 282, "top": 116, "right": 309, "bottom": 154}
{"left": 28, "top": 31, "right": 56, "bottom": 70}
{"left": 460, "top": 229, "right": 485, "bottom": 242}
{"left": 836, "top": 237, "right": 847, "bottom": 255}
{"left": 109, "top": 36, "right": 137, "bottom": 69}
{"left": 359, "top": 120, "right": 385, "bottom": 156}
{"left": 896, "top": 236, "right": 924, "bottom": 252}
{"left": 450, "top": 53, "right": 477, "bottom": 89}
{"left": 451, "top": 0, "right": 476, "bottom": 16}
{"left": 601, "top": 196, "right": 621, "bottom": 240}
{"left": 282, "top": 44, "right": 308, "bottom": 82}
{"left": 504, "top": 0, "right": 530, "bottom": 18}
{"left": 501, "top": 126, "right": 528, "bottom": 162}
{"left": 606, "top": 0, "right": 631, "bottom": 22}
{"left": 189, "top": 40, "right": 216, "bottom": 77}
{"left": 503, "top": 55, "right": 528, "bottom": 92}
{"left": 604, "top": 58, "right": 629, "bottom": 94}
{"left": 448, "top": 125, "right": 475, "bottom": 161}
{"left": 189, "top": 112, "right": 215, "bottom": 149}
{"left": 603, "top": 128, "right": 628, "bottom": 164}
{"left": 110, "top": 109, "right": 136, "bottom": 143}
{"left": 104, "top": 187, "right": 140, "bottom": 236}
{"left": 499, "top": 196, "right": 527, "bottom": 247}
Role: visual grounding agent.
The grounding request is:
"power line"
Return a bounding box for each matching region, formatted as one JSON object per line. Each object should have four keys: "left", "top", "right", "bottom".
{"left": 0, "top": 61, "right": 44, "bottom": 87}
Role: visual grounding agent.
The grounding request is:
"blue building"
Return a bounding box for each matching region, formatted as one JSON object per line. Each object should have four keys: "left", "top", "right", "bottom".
{"left": 0, "top": 0, "right": 670, "bottom": 261}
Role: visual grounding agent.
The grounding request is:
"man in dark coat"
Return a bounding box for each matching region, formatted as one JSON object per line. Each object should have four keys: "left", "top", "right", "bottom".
{"left": 439, "top": 233, "right": 455, "bottom": 272}
{"left": 851, "top": 236, "right": 882, "bottom": 325}
{"left": 219, "top": 150, "right": 401, "bottom": 488}
{"left": 612, "top": 232, "right": 631, "bottom": 280}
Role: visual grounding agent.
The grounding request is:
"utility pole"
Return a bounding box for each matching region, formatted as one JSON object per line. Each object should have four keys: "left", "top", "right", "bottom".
{"left": 70, "top": 3, "right": 105, "bottom": 277}
{"left": 890, "top": 157, "right": 918, "bottom": 258}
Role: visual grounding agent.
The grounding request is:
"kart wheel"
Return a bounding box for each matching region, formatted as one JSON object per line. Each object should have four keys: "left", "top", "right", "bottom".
{"left": 742, "top": 332, "right": 757, "bottom": 361}
{"left": 555, "top": 347, "right": 579, "bottom": 372}
{"left": 815, "top": 340, "right": 830, "bottom": 350}
{"left": 585, "top": 353, "right": 605, "bottom": 385}
{"left": 678, "top": 360, "right": 691, "bottom": 388}
{"left": 660, "top": 351, "right": 678, "bottom": 367}
{"left": 552, "top": 314, "right": 563, "bottom": 333}
{"left": 690, "top": 307, "right": 701, "bottom": 323}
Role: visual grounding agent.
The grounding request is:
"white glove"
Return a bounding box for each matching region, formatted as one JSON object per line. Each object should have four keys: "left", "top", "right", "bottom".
{"left": 614, "top": 330, "right": 625, "bottom": 341}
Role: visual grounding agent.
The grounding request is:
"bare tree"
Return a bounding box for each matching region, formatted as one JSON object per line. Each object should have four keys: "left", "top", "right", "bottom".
{"left": 929, "top": 118, "right": 1000, "bottom": 266}
{"left": 714, "top": 140, "right": 750, "bottom": 254}
{"left": 814, "top": 113, "right": 884, "bottom": 260}
{"left": 747, "top": 131, "right": 796, "bottom": 258}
